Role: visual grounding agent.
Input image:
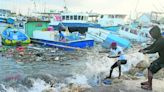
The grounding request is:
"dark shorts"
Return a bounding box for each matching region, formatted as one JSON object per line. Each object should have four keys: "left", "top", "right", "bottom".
{"left": 111, "top": 60, "right": 127, "bottom": 69}
{"left": 148, "top": 58, "right": 164, "bottom": 74}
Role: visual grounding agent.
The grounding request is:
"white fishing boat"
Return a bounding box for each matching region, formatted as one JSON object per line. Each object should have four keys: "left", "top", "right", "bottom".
{"left": 118, "top": 23, "right": 152, "bottom": 42}
{"left": 97, "top": 14, "right": 127, "bottom": 27}
{"left": 49, "top": 12, "right": 101, "bottom": 34}
{"left": 47, "top": 0, "right": 101, "bottom": 34}
{"left": 86, "top": 27, "right": 110, "bottom": 42}
{"left": 118, "top": 12, "right": 164, "bottom": 42}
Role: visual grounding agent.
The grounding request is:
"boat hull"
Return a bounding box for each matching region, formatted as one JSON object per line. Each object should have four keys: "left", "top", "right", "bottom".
{"left": 31, "top": 38, "right": 94, "bottom": 51}
{"left": 1, "top": 27, "right": 30, "bottom": 46}
{"left": 102, "top": 34, "right": 131, "bottom": 49}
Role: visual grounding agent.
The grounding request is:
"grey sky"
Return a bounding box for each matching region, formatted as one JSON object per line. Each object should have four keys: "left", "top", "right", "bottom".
{"left": 0, "top": 0, "right": 164, "bottom": 15}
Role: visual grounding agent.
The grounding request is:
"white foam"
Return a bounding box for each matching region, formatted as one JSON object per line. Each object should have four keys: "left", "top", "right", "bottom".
{"left": 84, "top": 51, "right": 148, "bottom": 79}
{"left": 66, "top": 75, "right": 88, "bottom": 85}
{"left": 0, "top": 84, "right": 16, "bottom": 92}
{"left": 28, "top": 79, "right": 56, "bottom": 92}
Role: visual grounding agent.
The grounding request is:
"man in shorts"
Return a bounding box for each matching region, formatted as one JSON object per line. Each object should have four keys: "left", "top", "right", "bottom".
{"left": 139, "top": 26, "right": 164, "bottom": 90}
{"left": 105, "top": 42, "right": 127, "bottom": 79}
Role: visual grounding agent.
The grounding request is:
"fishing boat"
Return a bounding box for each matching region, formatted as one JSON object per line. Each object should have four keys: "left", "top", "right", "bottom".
{"left": 118, "top": 12, "right": 164, "bottom": 42}
{"left": 118, "top": 23, "right": 152, "bottom": 42}
{"left": 97, "top": 14, "right": 127, "bottom": 32}
{"left": 0, "top": 18, "right": 15, "bottom": 34}
{"left": 49, "top": 12, "right": 101, "bottom": 34}
{"left": 102, "top": 33, "right": 131, "bottom": 49}
{"left": 1, "top": 26, "right": 30, "bottom": 45}
{"left": 31, "top": 38, "right": 94, "bottom": 51}
{"left": 98, "top": 14, "right": 126, "bottom": 27}
{"left": 86, "top": 27, "right": 131, "bottom": 48}
{"left": 31, "top": 30, "right": 94, "bottom": 51}
{"left": 86, "top": 14, "right": 127, "bottom": 43}
{"left": 86, "top": 27, "right": 110, "bottom": 42}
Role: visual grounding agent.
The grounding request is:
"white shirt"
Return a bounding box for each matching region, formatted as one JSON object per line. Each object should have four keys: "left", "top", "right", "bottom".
{"left": 110, "top": 46, "right": 126, "bottom": 60}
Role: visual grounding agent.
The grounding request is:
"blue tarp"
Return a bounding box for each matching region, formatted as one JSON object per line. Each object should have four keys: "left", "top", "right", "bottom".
{"left": 2, "top": 28, "right": 28, "bottom": 41}
{"left": 102, "top": 34, "right": 131, "bottom": 49}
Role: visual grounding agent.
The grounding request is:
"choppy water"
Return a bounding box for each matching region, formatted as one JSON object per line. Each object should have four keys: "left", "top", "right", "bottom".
{"left": 0, "top": 44, "right": 148, "bottom": 92}
{"left": 0, "top": 46, "right": 95, "bottom": 92}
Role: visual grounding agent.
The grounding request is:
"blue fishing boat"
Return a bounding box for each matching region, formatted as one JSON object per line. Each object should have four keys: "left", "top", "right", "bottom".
{"left": 0, "top": 17, "right": 14, "bottom": 24}
{"left": 31, "top": 38, "right": 94, "bottom": 51}
{"left": 102, "top": 26, "right": 121, "bottom": 32}
{"left": 1, "top": 27, "right": 30, "bottom": 45}
{"left": 102, "top": 34, "right": 131, "bottom": 49}
{"left": 0, "top": 17, "right": 15, "bottom": 34}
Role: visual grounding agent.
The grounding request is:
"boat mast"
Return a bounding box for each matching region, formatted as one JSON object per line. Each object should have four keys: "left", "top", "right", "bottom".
{"left": 63, "top": 0, "right": 68, "bottom": 12}
{"left": 134, "top": 0, "right": 140, "bottom": 20}
{"left": 31, "top": 0, "right": 37, "bottom": 13}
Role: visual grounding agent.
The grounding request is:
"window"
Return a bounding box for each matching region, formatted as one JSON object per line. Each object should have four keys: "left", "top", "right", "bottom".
{"left": 86, "top": 17, "right": 88, "bottom": 20}
{"left": 81, "top": 16, "right": 84, "bottom": 20}
{"left": 130, "top": 29, "right": 138, "bottom": 35}
{"left": 133, "top": 30, "right": 138, "bottom": 35}
{"left": 100, "top": 15, "right": 104, "bottom": 18}
{"left": 66, "top": 16, "right": 69, "bottom": 20}
{"left": 84, "top": 16, "right": 88, "bottom": 21}
{"left": 125, "top": 28, "right": 129, "bottom": 31}
{"left": 78, "top": 16, "right": 81, "bottom": 20}
{"left": 62, "top": 16, "right": 65, "bottom": 20}
{"left": 108, "top": 15, "right": 112, "bottom": 18}
{"left": 112, "top": 15, "right": 114, "bottom": 18}
{"left": 121, "top": 27, "right": 124, "bottom": 30}
{"left": 70, "top": 16, "right": 73, "bottom": 20}
{"left": 74, "top": 15, "right": 77, "bottom": 20}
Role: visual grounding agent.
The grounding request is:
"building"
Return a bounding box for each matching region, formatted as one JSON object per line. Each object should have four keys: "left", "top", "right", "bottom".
{"left": 0, "top": 9, "right": 11, "bottom": 18}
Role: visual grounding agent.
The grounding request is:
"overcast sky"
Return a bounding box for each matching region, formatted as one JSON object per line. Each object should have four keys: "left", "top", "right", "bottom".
{"left": 0, "top": 0, "right": 164, "bottom": 15}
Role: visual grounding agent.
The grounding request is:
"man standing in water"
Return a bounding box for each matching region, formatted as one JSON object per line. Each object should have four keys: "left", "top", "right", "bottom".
{"left": 139, "top": 26, "right": 164, "bottom": 90}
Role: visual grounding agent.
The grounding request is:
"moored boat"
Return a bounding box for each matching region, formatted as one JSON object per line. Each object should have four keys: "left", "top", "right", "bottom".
{"left": 1, "top": 26, "right": 30, "bottom": 45}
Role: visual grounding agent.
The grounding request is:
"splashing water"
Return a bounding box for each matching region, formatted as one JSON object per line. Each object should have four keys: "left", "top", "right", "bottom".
{"left": 0, "top": 44, "right": 151, "bottom": 91}
{"left": 28, "top": 79, "right": 56, "bottom": 92}
{"left": 82, "top": 47, "right": 149, "bottom": 86}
